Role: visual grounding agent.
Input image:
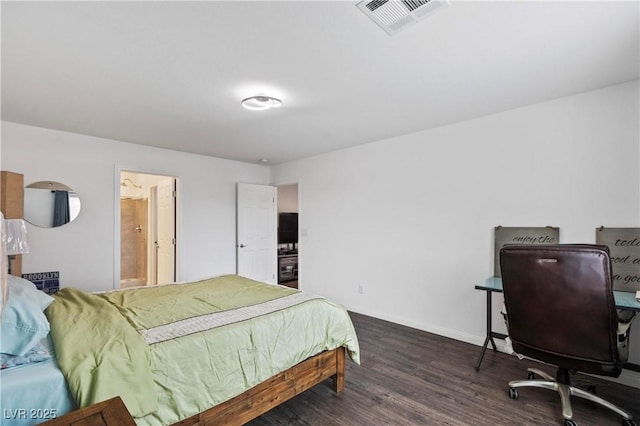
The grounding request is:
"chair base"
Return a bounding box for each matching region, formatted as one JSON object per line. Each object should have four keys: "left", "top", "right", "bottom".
{"left": 508, "top": 368, "right": 634, "bottom": 425}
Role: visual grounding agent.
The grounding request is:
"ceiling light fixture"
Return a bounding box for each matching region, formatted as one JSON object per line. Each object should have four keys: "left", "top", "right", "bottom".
{"left": 241, "top": 96, "right": 283, "bottom": 111}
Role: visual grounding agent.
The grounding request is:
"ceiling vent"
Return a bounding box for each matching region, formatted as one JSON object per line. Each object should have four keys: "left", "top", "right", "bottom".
{"left": 356, "top": 0, "right": 449, "bottom": 36}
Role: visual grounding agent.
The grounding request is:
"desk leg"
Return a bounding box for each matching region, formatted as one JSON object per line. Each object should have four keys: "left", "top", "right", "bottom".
{"left": 475, "top": 290, "right": 497, "bottom": 371}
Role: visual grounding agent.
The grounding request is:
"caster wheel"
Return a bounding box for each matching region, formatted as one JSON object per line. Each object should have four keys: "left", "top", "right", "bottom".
{"left": 508, "top": 387, "right": 518, "bottom": 400}
{"left": 564, "top": 419, "right": 578, "bottom": 426}
{"left": 527, "top": 371, "right": 536, "bottom": 380}
{"left": 622, "top": 420, "right": 637, "bottom": 426}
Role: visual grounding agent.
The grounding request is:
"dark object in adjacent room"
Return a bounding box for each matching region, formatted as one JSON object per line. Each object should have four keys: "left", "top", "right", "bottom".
{"left": 278, "top": 213, "right": 298, "bottom": 244}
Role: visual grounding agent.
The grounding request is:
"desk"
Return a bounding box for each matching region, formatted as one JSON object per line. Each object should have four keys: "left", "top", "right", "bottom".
{"left": 474, "top": 276, "right": 640, "bottom": 372}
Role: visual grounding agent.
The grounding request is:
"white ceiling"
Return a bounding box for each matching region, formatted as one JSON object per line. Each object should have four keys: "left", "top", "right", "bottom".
{"left": 2, "top": 1, "right": 638, "bottom": 165}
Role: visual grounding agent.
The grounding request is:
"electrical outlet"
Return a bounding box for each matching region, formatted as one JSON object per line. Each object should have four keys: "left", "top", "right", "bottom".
{"left": 358, "top": 284, "right": 364, "bottom": 294}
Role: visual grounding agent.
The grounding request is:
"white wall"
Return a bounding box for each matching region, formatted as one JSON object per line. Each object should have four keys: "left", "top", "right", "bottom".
{"left": 1, "top": 122, "right": 270, "bottom": 292}
{"left": 272, "top": 80, "right": 640, "bottom": 383}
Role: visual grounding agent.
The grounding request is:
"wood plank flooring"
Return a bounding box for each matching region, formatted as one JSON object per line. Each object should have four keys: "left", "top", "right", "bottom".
{"left": 248, "top": 312, "right": 640, "bottom": 426}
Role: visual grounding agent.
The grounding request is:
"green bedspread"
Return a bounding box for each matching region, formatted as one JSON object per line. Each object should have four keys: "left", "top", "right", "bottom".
{"left": 46, "top": 275, "right": 360, "bottom": 425}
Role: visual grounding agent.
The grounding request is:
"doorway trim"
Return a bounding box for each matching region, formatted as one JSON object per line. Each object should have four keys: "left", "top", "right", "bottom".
{"left": 114, "top": 166, "right": 180, "bottom": 289}
{"left": 273, "top": 178, "right": 301, "bottom": 288}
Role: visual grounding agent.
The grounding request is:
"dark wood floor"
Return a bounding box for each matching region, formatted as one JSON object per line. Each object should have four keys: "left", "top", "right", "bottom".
{"left": 279, "top": 280, "right": 298, "bottom": 289}
{"left": 248, "top": 312, "right": 640, "bottom": 426}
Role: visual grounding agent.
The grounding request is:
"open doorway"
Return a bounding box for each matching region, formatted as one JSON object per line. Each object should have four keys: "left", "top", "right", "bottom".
{"left": 276, "top": 183, "right": 298, "bottom": 289}
{"left": 120, "top": 171, "right": 177, "bottom": 288}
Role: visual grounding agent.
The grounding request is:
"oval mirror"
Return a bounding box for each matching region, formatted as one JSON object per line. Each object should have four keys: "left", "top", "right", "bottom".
{"left": 24, "top": 181, "right": 81, "bottom": 228}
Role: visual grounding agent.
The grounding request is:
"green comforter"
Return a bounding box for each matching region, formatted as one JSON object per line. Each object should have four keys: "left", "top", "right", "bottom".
{"left": 46, "top": 275, "right": 360, "bottom": 425}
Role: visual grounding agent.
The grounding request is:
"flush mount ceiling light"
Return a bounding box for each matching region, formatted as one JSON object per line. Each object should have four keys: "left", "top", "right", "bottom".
{"left": 241, "top": 96, "right": 283, "bottom": 111}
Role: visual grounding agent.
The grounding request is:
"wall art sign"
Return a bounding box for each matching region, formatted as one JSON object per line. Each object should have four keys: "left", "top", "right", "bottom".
{"left": 596, "top": 227, "right": 640, "bottom": 292}
{"left": 22, "top": 271, "right": 60, "bottom": 295}
{"left": 494, "top": 226, "right": 560, "bottom": 277}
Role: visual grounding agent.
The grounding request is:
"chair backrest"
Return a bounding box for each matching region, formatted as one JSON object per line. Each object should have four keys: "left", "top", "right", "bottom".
{"left": 500, "top": 244, "right": 622, "bottom": 377}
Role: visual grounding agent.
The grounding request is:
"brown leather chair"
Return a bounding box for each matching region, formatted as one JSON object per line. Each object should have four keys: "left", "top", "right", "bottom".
{"left": 500, "top": 244, "right": 635, "bottom": 426}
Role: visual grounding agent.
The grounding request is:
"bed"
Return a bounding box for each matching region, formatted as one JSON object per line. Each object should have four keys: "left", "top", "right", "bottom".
{"left": 0, "top": 274, "right": 360, "bottom": 426}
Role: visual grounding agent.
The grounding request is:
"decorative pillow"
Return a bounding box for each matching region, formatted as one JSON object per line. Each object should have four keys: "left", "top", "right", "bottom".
{"left": 1, "top": 276, "right": 54, "bottom": 356}
{"left": 1, "top": 340, "right": 52, "bottom": 369}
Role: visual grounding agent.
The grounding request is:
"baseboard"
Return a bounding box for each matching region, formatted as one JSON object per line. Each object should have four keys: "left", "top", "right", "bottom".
{"left": 346, "top": 304, "right": 640, "bottom": 389}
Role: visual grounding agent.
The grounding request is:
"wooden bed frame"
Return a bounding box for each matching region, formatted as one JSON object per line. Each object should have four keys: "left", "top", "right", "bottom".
{"left": 172, "top": 346, "right": 346, "bottom": 426}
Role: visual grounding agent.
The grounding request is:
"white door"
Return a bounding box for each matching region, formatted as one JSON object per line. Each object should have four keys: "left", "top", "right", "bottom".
{"left": 156, "top": 178, "right": 176, "bottom": 284}
{"left": 237, "top": 183, "right": 277, "bottom": 283}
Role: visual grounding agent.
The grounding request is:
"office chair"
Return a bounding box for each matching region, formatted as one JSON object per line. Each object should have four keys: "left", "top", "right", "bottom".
{"left": 500, "top": 244, "right": 636, "bottom": 426}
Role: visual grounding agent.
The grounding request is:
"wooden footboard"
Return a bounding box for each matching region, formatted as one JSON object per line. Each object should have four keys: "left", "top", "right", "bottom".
{"left": 173, "top": 346, "right": 346, "bottom": 426}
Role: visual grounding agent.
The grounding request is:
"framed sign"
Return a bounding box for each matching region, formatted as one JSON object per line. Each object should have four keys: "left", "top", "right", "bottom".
{"left": 596, "top": 227, "right": 640, "bottom": 292}
{"left": 494, "top": 226, "right": 560, "bottom": 277}
{"left": 22, "top": 271, "right": 60, "bottom": 295}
